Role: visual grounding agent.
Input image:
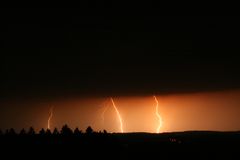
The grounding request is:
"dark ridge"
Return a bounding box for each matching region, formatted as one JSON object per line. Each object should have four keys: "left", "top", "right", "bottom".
{"left": 0, "top": 125, "right": 239, "bottom": 158}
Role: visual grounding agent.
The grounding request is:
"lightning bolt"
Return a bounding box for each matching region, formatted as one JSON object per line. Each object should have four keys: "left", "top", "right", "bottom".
{"left": 110, "top": 98, "right": 124, "bottom": 133}
{"left": 99, "top": 100, "right": 110, "bottom": 126}
{"left": 153, "top": 96, "right": 163, "bottom": 133}
{"left": 47, "top": 106, "right": 54, "bottom": 130}
{"left": 101, "top": 101, "right": 110, "bottom": 126}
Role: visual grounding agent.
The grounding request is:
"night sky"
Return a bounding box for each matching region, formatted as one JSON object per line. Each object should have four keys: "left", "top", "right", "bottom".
{"left": 1, "top": 9, "right": 240, "bottom": 131}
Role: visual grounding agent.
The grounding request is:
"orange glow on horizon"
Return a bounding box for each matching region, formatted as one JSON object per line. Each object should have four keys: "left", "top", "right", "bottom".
{"left": 2, "top": 90, "right": 240, "bottom": 132}
{"left": 110, "top": 98, "right": 124, "bottom": 133}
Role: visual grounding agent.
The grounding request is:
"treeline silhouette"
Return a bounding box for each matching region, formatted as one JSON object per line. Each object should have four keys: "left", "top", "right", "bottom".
{"left": 0, "top": 125, "right": 239, "bottom": 159}
{"left": 0, "top": 125, "right": 107, "bottom": 136}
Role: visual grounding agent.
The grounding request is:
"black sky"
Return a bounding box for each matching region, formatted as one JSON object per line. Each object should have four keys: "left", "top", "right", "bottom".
{"left": 1, "top": 8, "right": 240, "bottom": 98}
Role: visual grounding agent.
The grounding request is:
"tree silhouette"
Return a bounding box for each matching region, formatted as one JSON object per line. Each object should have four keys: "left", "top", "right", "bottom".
{"left": 86, "top": 126, "right": 93, "bottom": 134}
{"left": 103, "top": 130, "right": 108, "bottom": 134}
{"left": 46, "top": 129, "right": 51, "bottom": 135}
{"left": 8, "top": 128, "right": 16, "bottom": 136}
{"left": 39, "top": 128, "right": 46, "bottom": 135}
{"left": 28, "top": 127, "right": 35, "bottom": 135}
{"left": 53, "top": 128, "right": 59, "bottom": 135}
{"left": 74, "top": 127, "right": 82, "bottom": 135}
{"left": 5, "top": 128, "right": 16, "bottom": 136}
{"left": 20, "top": 129, "right": 26, "bottom": 135}
{"left": 61, "top": 124, "right": 73, "bottom": 135}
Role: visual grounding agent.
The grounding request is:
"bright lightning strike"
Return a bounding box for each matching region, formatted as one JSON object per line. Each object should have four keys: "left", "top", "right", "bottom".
{"left": 153, "top": 96, "right": 163, "bottom": 133}
{"left": 47, "top": 106, "right": 54, "bottom": 130}
{"left": 110, "top": 98, "right": 124, "bottom": 133}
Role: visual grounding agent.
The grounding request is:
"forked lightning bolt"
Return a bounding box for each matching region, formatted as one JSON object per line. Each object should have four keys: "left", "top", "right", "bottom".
{"left": 47, "top": 106, "right": 54, "bottom": 130}
{"left": 153, "top": 96, "right": 163, "bottom": 133}
{"left": 110, "top": 98, "right": 124, "bottom": 133}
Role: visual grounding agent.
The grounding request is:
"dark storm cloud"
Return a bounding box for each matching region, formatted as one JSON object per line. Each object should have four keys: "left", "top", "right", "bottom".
{"left": 1, "top": 8, "right": 240, "bottom": 98}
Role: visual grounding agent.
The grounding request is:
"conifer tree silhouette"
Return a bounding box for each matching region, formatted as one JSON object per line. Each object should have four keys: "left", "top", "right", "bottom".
{"left": 74, "top": 127, "right": 82, "bottom": 135}
{"left": 28, "top": 127, "right": 35, "bottom": 135}
{"left": 86, "top": 126, "right": 93, "bottom": 134}
{"left": 39, "top": 128, "right": 46, "bottom": 135}
{"left": 6, "top": 128, "right": 16, "bottom": 136}
{"left": 46, "top": 129, "right": 52, "bottom": 135}
{"left": 53, "top": 128, "right": 59, "bottom": 135}
{"left": 20, "top": 129, "right": 26, "bottom": 135}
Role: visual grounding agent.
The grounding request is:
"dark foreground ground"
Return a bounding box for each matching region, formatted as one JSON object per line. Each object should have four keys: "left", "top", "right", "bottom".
{"left": 1, "top": 131, "right": 240, "bottom": 159}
